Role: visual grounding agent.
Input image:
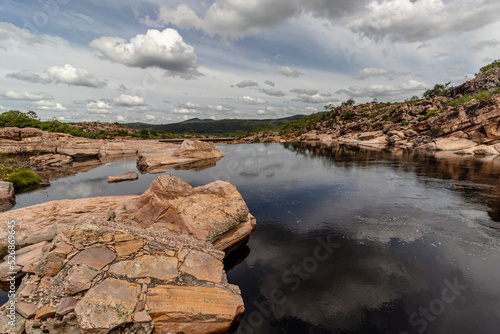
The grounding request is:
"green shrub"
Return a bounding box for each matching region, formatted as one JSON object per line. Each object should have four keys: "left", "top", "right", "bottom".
{"left": 425, "top": 110, "right": 438, "bottom": 119}
{"left": 5, "top": 168, "right": 42, "bottom": 188}
{"left": 401, "top": 119, "right": 410, "bottom": 126}
{"left": 479, "top": 59, "right": 500, "bottom": 74}
{"left": 448, "top": 88, "right": 500, "bottom": 107}
{"left": 423, "top": 82, "right": 453, "bottom": 99}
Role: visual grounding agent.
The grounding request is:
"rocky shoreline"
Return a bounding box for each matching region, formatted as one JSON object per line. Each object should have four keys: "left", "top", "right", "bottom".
{"left": 241, "top": 69, "right": 500, "bottom": 158}
{"left": 0, "top": 174, "right": 255, "bottom": 333}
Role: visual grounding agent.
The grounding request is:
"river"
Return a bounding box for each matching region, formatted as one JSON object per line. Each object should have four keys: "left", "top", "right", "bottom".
{"left": 7, "top": 143, "right": 500, "bottom": 333}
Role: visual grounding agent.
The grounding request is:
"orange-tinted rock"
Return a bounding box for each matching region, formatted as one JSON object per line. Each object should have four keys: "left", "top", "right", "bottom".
{"left": 29, "top": 154, "right": 72, "bottom": 167}
{"left": 179, "top": 249, "right": 223, "bottom": 283}
{"left": 75, "top": 278, "right": 140, "bottom": 332}
{"left": 148, "top": 285, "right": 244, "bottom": 334}
{"left": 106, "top": 171, "right": 139, "bottom": 183}
{"left": 109, "top": 255, "right": 178, "bottom": 281}
{"left": 35, "top": 304, "right": 57, "bottom": 320}
{"left": 69, "top": 245, "right": 116, "bottom": 270}
{"left": 114, "top": 238, "right": 144, "bottom": 258}
{"left": 56, "top": 297, "right": 79, "bottom": 316}
{"left": 16, "top": 302, "right": 39, "bottom": 319}
{"left": 64, "top": 264, "right": 99, "bottom": 295}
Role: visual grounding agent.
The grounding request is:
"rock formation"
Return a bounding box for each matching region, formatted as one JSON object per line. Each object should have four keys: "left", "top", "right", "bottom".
{"left": 106, "top": 172, "right": 139, "bottom": 183}
{"left": 0, "top": 174, "right": 255, "bottom": 332}
{"left": 0, "top": 223, "right": 244, "bottom": 334}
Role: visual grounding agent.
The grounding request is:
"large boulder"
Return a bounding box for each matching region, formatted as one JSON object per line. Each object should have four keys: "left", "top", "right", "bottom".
{"left": 0, "top": 175, "right": 255, "bottom": 253}
{"left": 137, "top": 140, "right": 225, "bottom": 171}
{"left": 0, "top": 223, "right": 245, "bottom": 334}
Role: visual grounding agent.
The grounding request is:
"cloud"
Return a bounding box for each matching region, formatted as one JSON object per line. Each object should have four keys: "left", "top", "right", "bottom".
{"left": 113, "top": 94, "right": 146, "bottom": 106}
{"left": 264, "top": 80, "right": 275, "bottom": 87}
{"left": 276, "top": 66, "right": 304, "bottom": 77}
{"left": 469, "top": 39, "right": 500, "bottom": 51}
{"left": 86, "top": 100, "right": 112, "bottom": 114}
{"left": 6, "top": 71, "right": 53, "bottom": 84}
{"left": 290, "top": 88, "right": 319, "bottom": 96}
{"left": 337, "top": 80, "right": 427, "bottom": 98}
{"left": 116, "top": 115, "right": 125, "bottom": 121}
{"left": 32, "top": 100, "right": 68, "bottom": 112}
{"left": 347, "top": 0, "right": 500, "bottom": 43}
{"left": 45, "top": 64, "right": 107, "bottom": 88}
{"left": 144, "top": 0, "right": 299, "bottom": 40}
{"left": 353, "top": 68, "right": 396, "bottom": 80}
{"left": 176, "top": 101, "right": 202, "bottom": 109}
{"left": 90, "top": 28, "right": 201, "bottom": 78}
{"left": 293, "top": 93, "right": 337, "bottom": 104}
{"left": 172, "top": 108, "right": 198, "bottom": 114}
{"left": 146, "top": 115, "right": 156, "bottom": 120}
{"left": 260, "top": 88, "right": 285, "bottom": 97}
{"left": 5, "top": 91, "right": 53, "bottom": 101}
{"left": 235, "top": 80, "right": 258, "bottom": 88}
{"left": 0, "top": 22, "right": 38, "bottom": 43}
{"left": 239, "top": 96, "right": 267, "bottom": 105}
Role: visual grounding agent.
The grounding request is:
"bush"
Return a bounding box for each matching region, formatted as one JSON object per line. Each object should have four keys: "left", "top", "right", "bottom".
{"left": 479, "top": 59, "right": 500, "bottom": 74}
{"left": 423, "top": 82, "right": 453, "bottom": 99}
{"left": 341, "top": 98, "right": 356, "bottom": 107}
{"left": 5, "top": 168, "right": 42, "bottom": 188}
{"left": 448, "top": 88, "right": 500, "bottom": 107}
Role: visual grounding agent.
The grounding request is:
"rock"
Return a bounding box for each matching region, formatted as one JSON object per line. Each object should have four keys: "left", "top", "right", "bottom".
{"left": 106, "top": 171, "right": 139, "bottom": 183}
{"left": 434, "top": 138, "right": 479, "bottom": 151}
{"left": 109, "top": 255, "right": 178, "bottom": 281}
{"left": 0, "top": 222, "right": 246, "bottom": 334}
{"left": 75, "top": 277, "right": 141, "bottom": 332}
{"left": 147, "top": 285, "right": 244, "bottom": 334}
{"left": 69, "top": 245, "right": 116, "bottom": 270}
{"left": 137, "top": 140, "right": 224, "bottom": 171}
{"left": 149, "top": 168, "right": 166, "bottom": 174}
{"left": 121, "top": 174, "right": 252, "bottom": 248}
{"left": 114, "top": 238, "right": 144, "bottom": 258}
{"left": 29, "top": 154, "right": 72, "bottom": 167}
{"left": 0, "top": 181, "right": 15, "bottom": 212}
{"left": 358, "top": 131, "right": 384, "bottom": 141}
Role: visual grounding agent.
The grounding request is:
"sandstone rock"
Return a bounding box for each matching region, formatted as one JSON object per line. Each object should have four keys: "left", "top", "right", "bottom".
{"left": 109, "top": 255, "right": 178, "bottom": 281}
{"left": 106, "top": 171, "right": 139, "bottom": 183}
{"left": 29, "top": 154, "right": 72, "bottom": 167}
{"left": 179, "top": 249, "right": 223, "bottom": 283}
{"left": 56, "top": 297, "right": 79, "bottom": 316}
{"left": 137, "top": 140, "right": 224, "bottom": 171}
{"left": 114, "top": 238, "right": 144, "bottom": 258}
{"left": 147, "top": 285, "right": 244, "bottom": 334}
{"left": 34, "top": 304, "right": 57, "bottom": 320}
{"left": 75, "top": 277, "right": 141, "bottom": 332}
{"left": 69, "top": 245, "right": 116, "bottom": 270}
{"left": 434, "top": 138, "right": 479, "bottom": 151}
{"left": 0, "top": 181, "right": 15, "bottom": 212}
{"left": 133, "top": 311, "right": 152, "bottom": 323}
{"left": 149, "top": 168, "right": 166, "bottom": 174}
{"left": 64, "top": 264, "right": 99, "bottom": 295}
{"left": 16, "top": 302, "right": 39, "bottom": 319}
{"left": 358, "top": 131, "right": 384, "bottom": 141}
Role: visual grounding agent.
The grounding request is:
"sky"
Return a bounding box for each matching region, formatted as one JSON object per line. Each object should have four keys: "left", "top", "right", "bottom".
{"left": 0, "top": 0, "right": 499, "bottom": 124}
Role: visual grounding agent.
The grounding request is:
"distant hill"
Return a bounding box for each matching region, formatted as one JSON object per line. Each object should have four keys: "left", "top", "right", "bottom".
{"left": 126, "top": 116, "right": 304, "bottom": 134}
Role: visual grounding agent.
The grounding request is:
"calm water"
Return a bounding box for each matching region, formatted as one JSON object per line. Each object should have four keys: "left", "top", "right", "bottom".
{"left": 7, "top": 143, "right": 500, "bottom": 333}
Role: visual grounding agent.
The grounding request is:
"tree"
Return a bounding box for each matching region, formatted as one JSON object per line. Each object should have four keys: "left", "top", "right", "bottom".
{"left": 423, "top": 82, "right": 452, "bottom": 99}
{"left": 341, "top": 98, "right": 356, "bottom": 107}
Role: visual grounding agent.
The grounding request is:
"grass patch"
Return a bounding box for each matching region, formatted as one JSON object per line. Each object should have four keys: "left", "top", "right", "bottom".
{"left": 5, "top": 168, "right": 42, "bottom": 189}
{"left": 448, "top": 89, "right": 500, "bottom": 107}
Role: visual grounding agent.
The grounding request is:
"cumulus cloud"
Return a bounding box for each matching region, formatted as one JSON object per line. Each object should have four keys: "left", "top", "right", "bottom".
{"left": 146, "top": 115, "right": 156, "bottom": 120}
{"left": 90, "top": 28, "right": 201, "bottom": 78}
{"left": 113, "top": 94, "right": 146, "bottom": 106}
{"left": 239, "top": 96, "right": 267, "bottom": 105}
{"left": 235, "top": 80, "right": 258, "bottom": 88}
{"left": 293, "top": 93, "right": 337, "bottom": 104}
{"left": 45, "top": 64, "right": 107, "bottom": 88}
{"left": 290, "top": 88, "right": 319, "bottom": 96}
{"left": 337, "top": 80, "right": 427, "bottom": 98}
{"left": 176, "top": 101, "right": 202, "bottom": 109}
{"left": 347, "top": 0, "right": 500, "bottom": 43}
{"left": 6, "top": 71, "right": 53, "bottom": 84}
{"left": 353, "top": 68, "right": 397, "bottom": 80}
{"left": 0, "top": 22, "right": 38, "bottom": 44}
{"left": 143, "top": 0, "right": 299, "bottom": 39}
{"left": 276, "top": 66, "right": 303, "bottom": 77}
{"left": 32, "top": 100, "right": 67, "bottom": 112}
{"left": 86, "top": 100, "right": 113, "bottom": 114}
{"left": 264, "top": 80, "right": 275, "bottom": 87}
{"left": 172, "top": 108, "right": 198, "bottom": 114}
{"left": 260, "top": 88, "right": 285, "bottom": 97}
{"left": 116, "top": 115, "right": 125, "bottom": 121}
{"left": 5, "top": 91, "right": 52, "bottom": 101}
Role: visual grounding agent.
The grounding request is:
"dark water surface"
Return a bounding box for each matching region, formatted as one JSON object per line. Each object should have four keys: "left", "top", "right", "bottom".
{"left": 9, "top": 143, "right": 500, "bottom": 333}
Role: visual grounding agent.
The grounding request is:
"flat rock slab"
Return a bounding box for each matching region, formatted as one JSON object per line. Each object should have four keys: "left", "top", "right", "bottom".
{"left": 106, "top": 171, "right": 139, "bottom": 183}
{"left": 0, "top": 181, "right": 15, "bottom": 212}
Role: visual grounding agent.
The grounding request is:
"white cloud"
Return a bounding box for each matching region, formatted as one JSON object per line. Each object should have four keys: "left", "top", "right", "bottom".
{"left": 116, "top": 115, "right": 125, "bottom": 121}
{"left": 353, "top": 68, "right": 396, "bottom": 80}
{"left": 141, "top": 4, "right": 203, "bottom": 30}
{"left": 239, "top": 96, "right": 267, "bottom": 105}
{"left": 176, "top": 101, "right": 202, "bottom": 109}
{"left": 337, "top": 80, "right": 428, "bottom": 98}
{"left": 86, "top": 100, "right": 113, "bottom": 114}
{"left": 260, "top": 88, "right": 285, "bottom": 97}
{"left": 293, "top": 93, "right": 337, "bottom": 104}
{"left": 5, "top": 91, "right": 53, "bottom": 101}
{"left": 235, "top": 80, "right": 258, "bottom": 88}
{"left": 46, "top": 64, "right": 107, "bottom": 88}
{"left": 0, "top": 22, "right": 38, "bottom": 43}
{"left": 89, "top": 28, "right": 200, "bottom": 78}
{"left": 290, "top": 88, "right": 319, "bottom": 96}
{"left": 6, "top": 70, "right": 53, "bottom": 84}
{"left": 347, "top": 0, "right": 500, "bottom": 43}
{"left": 276, "top": 66, "right": 303, "bottom": 77}
{"left": 113, "top": 94, "right": 146, "bottom": 106}
{"left": 172, "top": 108, "right": 198, "bottom": 114}
{"left": 146, "top": 115, "right": 156, "bottom": 120}
{"left": 32, "top": 100, "right": 68, "bottom": 112}
{"left": 469, "top": 39, "right": 500, "bottom": 51}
